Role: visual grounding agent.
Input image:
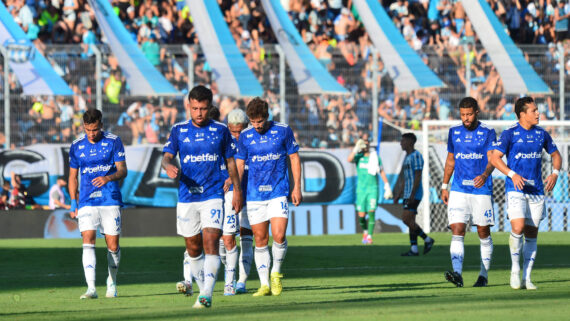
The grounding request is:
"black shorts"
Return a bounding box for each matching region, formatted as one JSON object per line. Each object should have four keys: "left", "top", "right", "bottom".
{"left": 403, "top": 199, "right": 420, "bottom": 213}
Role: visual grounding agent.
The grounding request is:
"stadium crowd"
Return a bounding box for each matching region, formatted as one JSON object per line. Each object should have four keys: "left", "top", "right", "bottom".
{"left": 0, "top": 0, "right": 568, "bottom": 148}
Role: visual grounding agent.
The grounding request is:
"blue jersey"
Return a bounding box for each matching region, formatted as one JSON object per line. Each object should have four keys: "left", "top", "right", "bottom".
{"left": 236, "top": 121, "right": 299, "bottom": 202}
{"left": 221, "top": 136, "right": 248, "bottom": 194}
{"left": 447, "top": 122, "right": 496, "bottom": 195}
{"left": 403, "top": 150, "right": 423, "bottom": 200}
{"left": 163, "top": 119, "right": 236, "bottom": 203}
{"left": 69, "top": 132, "right": 126, "bottom": 208}
{"left": 492, "top": 123, "right": 558, "bottom": 195}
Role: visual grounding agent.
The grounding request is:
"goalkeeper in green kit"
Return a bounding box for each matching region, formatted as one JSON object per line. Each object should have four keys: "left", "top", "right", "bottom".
{"left": 348, "top": 133, "right": 392, "bottom": 244}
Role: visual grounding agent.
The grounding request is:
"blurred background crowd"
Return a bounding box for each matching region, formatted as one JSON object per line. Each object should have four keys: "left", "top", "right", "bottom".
{"left": 1, "top": 0, "right": 569, "bottom": 149}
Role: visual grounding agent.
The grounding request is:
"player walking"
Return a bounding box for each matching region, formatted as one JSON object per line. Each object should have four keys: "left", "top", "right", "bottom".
{"left": 490, "top": 96, "right": 561, "bottom": 290}
{"left": 218, "top": 108, "right": 252, "bottom": 295}
{"left": 236, "top": 98, "right": 302, "bottom": 296}
{"left": 69, "top": 109, "right": 127, "bottom": 299}
{"left": 162, "top": 86, "right": 242, "bottom": 308}
{"left": 441, "top": 97, "right": 496, "bottom": 287}
{"left": 394, "top": 133, "right": 435, "bottom": 256}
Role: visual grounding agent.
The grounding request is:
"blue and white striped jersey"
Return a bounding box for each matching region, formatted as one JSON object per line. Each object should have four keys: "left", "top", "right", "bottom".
{"left": 403, "top": 150, "right": 424, "bottom": 200}
{"left": 69, "top": 132, "right": 125, "bottom": 208}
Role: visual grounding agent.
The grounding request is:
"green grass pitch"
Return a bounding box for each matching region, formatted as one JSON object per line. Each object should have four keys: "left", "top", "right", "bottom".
{"left": 1, "top": 232, "right": 569, "bottom": 321}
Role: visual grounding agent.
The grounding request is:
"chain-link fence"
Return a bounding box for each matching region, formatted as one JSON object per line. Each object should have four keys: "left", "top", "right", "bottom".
{"left": 1, "top": 44, "right": 570, "bottom": 150}
{"left": 423, "top": 120, "right": 570, "bottom": 233}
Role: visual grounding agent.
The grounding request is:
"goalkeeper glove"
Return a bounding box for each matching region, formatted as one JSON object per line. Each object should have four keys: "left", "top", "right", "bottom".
{"left": 352, "top": 139, "right": 366, "bottom": 154}
{"left": 383, "top": 182, "right": 393, "bottom": 199}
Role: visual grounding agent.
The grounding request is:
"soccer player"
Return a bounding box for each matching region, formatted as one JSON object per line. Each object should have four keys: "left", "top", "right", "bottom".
{"left": 219, "top": 108, "right": 252, "bottom": 295}
{"left": 441, "top": 97, "right": 496, "bottom": 287}
{"left": 490, "top": 96, "right": 561, "bottom": 290}
{"left": 162, "top": 85, "right": 242, "bottom": 308}
{"left": 235, "top": 97, "right": 302, "bottom": 296}
{"left": 68, "top": 109, "right": 127, "bottom": 299}
{"left": 348, "top": 132, "right": 392, "bottom": 245}
{"left": 394, "top": 133, "right": 434, "bottom": 256}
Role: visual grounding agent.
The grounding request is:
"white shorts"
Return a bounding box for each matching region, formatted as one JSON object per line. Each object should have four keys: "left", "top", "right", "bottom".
{"left": 77, "top": 206, "right": 121, "bottom": 235}
{"left": 247, "top": 196, "right": 289, "bottom": 226}
{"left": 177, "top": 198, "right": 223, "bottom": 237}
{"left": 506, "top": 192, "right": 545, "bottom": 227}
{"left": 447, "top": 191, "right": 495, "bottom": 226}
{"left": 223, "top": 191, "right": 238, "bottom": 235}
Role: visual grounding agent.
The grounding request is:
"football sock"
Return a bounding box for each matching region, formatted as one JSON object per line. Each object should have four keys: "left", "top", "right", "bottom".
{"left": 219, "top": 239, "right": 227, "bottom": 266}
{"left": 183, "top": 251, "right": 192, "bottom": 282}
{"left": 271, "top": 240, "right": 288, "bottom": 274}
{"left": 82, "top": 244, "right": 96, "bottom": 289}
{"left": 479, "top": 236, "right": 493, "bottom": 278}
{"left": 189, "top": 253, "right": 205, "bottom": 294}
{"left": 225, "top": 246, "right": 238, "bottom": 286}
{"left": 238, "top": 235, "right": 253, "bottom": 284}
{"left": 410, "top": 229, "right": 418, "bottom": 253}
{"left": 450, "top": 235, "right": 465, "bottom": 274}
{"left": 255, "top": 246, "right": 271, "bottom": 287}
{"left": 416, "top": 227, "right": 430, "bottom": 241}
{"left": 367, "top": 212, "right": 375, "bottom": 236}
{"left": 359, "top": 216, "right": 367, "bottom": 231}
{"left": 107, "top": 247, "right": 120, "bottom": 284}
{"left": 509, "top": 232, "right": 523, "bottom": 273}
{"left": 203, "top": 254, "right": 220, "bottom": 297}
{"left": 522, "top": 237, "right": 537, "bottom": 281}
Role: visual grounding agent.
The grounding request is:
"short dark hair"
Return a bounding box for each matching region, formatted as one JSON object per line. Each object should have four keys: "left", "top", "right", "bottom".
{"left": 83, "top": 109, "right": 102, "bottom": 124}
{"left": 188, "top": 85, "right": 213, "bottom": 106}
{"left": 402, "top": 132, "right": 417, "bottom": 144}
{"left": 459, "top": 96, "right": 479, "bottom": 111}
{"left": 246, "top": 97, "right": 269, "bottom": 120}
{"left": 515, "top": 96, "right": 534, "bottom": 119}
{"left": 208, "top": 106, "right": 221, "bottom": 122}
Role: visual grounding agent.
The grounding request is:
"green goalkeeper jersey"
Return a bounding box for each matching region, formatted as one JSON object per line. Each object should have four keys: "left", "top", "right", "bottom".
{"left": 353, "top": 153, "right": 382, "bottom": 192}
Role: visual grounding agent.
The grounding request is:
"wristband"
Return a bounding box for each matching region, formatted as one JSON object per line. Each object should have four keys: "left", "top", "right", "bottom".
{"left": 553, "top": 169, "right": 560, "bottom": 176}
{"left": 441, "top": 183, "right": 448, "bottom": 189}
{"left": 507, "top": 170, "right": 516, "bottom": 178}
{"left": 71, "top": 199, "right": 78, "bottom": 212}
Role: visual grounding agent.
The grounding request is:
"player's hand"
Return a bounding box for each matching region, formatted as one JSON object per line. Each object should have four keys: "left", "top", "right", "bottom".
{"left": 69, "top": 199, "right": 78, "bottom": 219}
{"left": 352, "top": 139, "right": 366, "bottom": 154}
{"left": 223, "top": 178, "right": 232, "bottom": 193}
{"left": 165, "top": 164, "right": 179, "bottom": 179}
{"left": 473, "top": 174, "right": 487, "bottom": 188}
{"left": 232, "top": 188, "right": 243, "bottom": 213}
{"left": 291, "top": 186, "right": 302, "bottom": 206}
{"left": 441, "top": 189, "right": 449, "bottom": 205}
{"left": 511, "top": 173, "right": 527, "bottom": 191}
{"left": 91, "top": 176, "right": 109, "bottom": 188}
{"left": 544, "top": 173, "right": 559, "bottom": 192}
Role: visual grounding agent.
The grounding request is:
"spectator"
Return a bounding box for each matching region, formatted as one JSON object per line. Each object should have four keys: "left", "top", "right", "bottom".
{"left": 49, "top": 176, "right": 71, "bottom": 210}
{"left": 1, "top": 181, "right": 10, "bottom": 210}
{"left": 141, "top": 33, "right": 161, "bottom": 67}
